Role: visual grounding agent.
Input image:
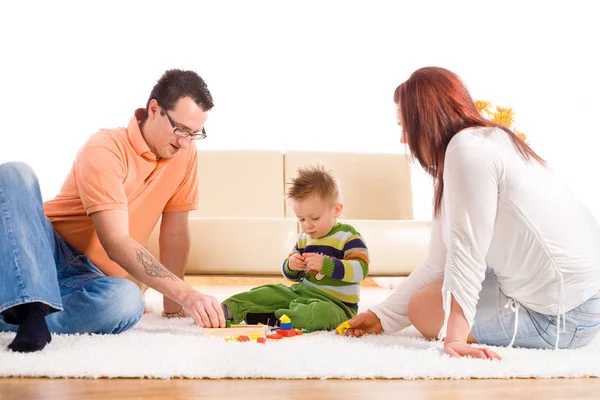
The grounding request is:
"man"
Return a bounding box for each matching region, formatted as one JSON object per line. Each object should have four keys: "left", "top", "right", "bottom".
{"left": 0, "top": 69, "right": 226, "bottom": 353}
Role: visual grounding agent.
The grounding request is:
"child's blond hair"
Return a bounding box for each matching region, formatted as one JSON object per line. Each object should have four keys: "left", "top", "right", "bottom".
{"left": 287, "top": 165, "right": 341, "bottom": 203}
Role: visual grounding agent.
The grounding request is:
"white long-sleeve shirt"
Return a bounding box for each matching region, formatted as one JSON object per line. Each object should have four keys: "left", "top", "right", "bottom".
{"left": 371, "top": 127, "right": 600, "bottom": 340}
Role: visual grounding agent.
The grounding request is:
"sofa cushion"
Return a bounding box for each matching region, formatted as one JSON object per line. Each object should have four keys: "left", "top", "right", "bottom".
{"left": 193, "top": 150, "right": 285, "bottom": 218}
{"left": 146, "top": 218, "right": 298, "bottom": 275}
{"left": 284, "top": 151, "right": 413, "bottom": 220}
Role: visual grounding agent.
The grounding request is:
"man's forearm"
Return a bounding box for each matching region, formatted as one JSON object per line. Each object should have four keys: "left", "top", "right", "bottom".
{"left": 160, "top": 234, "right": 191, "bottom": 312}
{"left": 105, "top": 237, "right": 191, "bottom": 304}
{"left": 160, "top": 233, "right": 190, "bottom": 280}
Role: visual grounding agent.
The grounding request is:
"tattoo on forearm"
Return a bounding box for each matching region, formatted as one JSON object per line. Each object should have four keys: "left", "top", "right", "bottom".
{"left": 135, "top": 247, "right": 176, "bottom": 281}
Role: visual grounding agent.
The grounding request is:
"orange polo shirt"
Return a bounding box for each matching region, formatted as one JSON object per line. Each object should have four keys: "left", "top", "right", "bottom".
{"left": 44, "top": 109, "right": 199, "bottom": 277}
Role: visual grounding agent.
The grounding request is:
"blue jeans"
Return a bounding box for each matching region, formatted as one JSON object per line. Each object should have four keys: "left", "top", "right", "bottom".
{"left": 472, "top": 268, "right": 600, "bottom": 349}
{"left": 0, "top": 162, "right": 144, "bottom": 334}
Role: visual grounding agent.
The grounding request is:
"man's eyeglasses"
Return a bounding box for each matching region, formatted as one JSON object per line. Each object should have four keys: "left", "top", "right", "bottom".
{"left": 162, "top": 108, "right": 207, "bottom": 140}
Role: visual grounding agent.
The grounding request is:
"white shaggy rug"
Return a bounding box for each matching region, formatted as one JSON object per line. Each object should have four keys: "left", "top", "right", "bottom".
{"left": 1, "top": 313, "right": 599, "bottom": 379}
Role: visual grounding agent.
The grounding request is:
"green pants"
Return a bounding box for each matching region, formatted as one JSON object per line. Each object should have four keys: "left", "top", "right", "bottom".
{"left": 222, "top": 283, "right": 357, "bottom": 331}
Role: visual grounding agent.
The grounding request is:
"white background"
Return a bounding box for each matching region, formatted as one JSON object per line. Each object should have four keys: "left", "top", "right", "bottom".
{"left": 1, "top": 0, "right": 598, "bottom": 220}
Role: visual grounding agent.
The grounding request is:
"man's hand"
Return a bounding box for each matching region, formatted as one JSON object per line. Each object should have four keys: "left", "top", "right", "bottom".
{"left": 179, "top": 289, "right": 226, "bottom": 328}
{"left": 343, "top": 310, "right": 384, "bottom": 337}
{"left": 444, "top": 340, "right": 502, "bottom": 360}
{"left": 288, "top": 253, "right": 307, "bottom": 271}
{"left": 303, "top": 253, "right": 324, "bottom": 272}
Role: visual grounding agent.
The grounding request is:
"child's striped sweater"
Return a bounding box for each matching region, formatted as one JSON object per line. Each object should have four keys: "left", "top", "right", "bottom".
{"left": 282, "top": 223, "right": 369, "bottom": 308}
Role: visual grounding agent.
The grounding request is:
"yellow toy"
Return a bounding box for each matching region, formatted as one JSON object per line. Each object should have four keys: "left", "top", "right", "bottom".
{"left": 335, "top": 320, "right": 352, "bottom": 335}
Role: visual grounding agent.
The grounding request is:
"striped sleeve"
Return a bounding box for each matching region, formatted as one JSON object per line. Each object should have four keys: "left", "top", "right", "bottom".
{"left": 320, "top": 234, "right": 369, "bottom": 283}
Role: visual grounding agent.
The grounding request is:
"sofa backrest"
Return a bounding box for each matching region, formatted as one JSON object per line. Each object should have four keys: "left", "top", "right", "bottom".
{"left": 191, "top": 150, "right": 284, "bottom": 218}
{"left": 283, "top": 151, "right": 413, "bottom": 220}
{"left": 146, "top": 149, "right": 426, "bottom": 276}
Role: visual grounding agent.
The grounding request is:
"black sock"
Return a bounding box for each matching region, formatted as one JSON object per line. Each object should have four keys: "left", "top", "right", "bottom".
{"left": 245, "top": 312, "right": 279, "bottom": 327}
{"left": 1, "top": 303, "right": 30, "bottom": 325}
{"left": 5, "top": 302, "right": 52, "bottom": 353}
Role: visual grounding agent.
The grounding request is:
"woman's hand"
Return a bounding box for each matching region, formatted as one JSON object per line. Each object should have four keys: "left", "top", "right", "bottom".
{"left": 444, "top": 340, "right": 502, "bottom": 360}
{"left": 342, "top": 310, "right": 384, "bottom": 337}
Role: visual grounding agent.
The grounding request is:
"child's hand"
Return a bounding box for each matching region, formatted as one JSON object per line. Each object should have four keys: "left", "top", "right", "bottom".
{"left": 303, "top": 253, "right": 324, "bottom": 272}
{"left": 288, "top": 253, "right": 306, "bottom": 271}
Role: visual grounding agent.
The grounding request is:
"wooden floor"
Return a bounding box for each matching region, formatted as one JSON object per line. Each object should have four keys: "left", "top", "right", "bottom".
{"left": 1, "top": 378, "right": 599, "bottom": 399}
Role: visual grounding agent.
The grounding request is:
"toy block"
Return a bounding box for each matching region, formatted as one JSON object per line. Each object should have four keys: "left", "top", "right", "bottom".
{"left": 226, "top": 320, "right": 232, "bottom": 327}
{"left": 202, "top": 324, "right": 270, "bottom": 338}
{"left": 256, "top": 337, "right": 267, "bottom": 344}
{"left": 276, "top": 329, "right": 298, "bottom": 337}
{"left": 280, "top": 322, "right": 292, "bottom": 330}
{"left": 279, "top": 314, "right": 291, "bottom": 324}
{"left": 237, "top": 335, "right": 250, "bottom": 342}
{"left": 266, "top": 334, "right": 282, "bottom": 339}
{"left": 249, "top": 334, "right": 261, "bottom": 340}
{"left": 335, "top": 320, "right": 352, "bottom": 335}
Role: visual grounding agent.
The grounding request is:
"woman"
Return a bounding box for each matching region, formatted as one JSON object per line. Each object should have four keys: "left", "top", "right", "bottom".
{"left": 345, "top": 67, "right": 600, "bottom": 360}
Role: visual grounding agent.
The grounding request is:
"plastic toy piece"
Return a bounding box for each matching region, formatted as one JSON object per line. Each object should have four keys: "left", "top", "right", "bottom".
{"left": 267, "top": 334, "right": 283, "bottom": 340}
{"left": 226, "top": 320, "right": 232, "bottom": 327}
{"left": 335, "top": 320, "right": 352, "bottom": 335}
{"left": 279, "top": 315, "right": 291, "bottom": 324}
{"left": 218, "top": 326, "right": 312, "bottom": 342}
{"left": 276, "top": 328, "right": 303, "bottom": 337}
{"left": 279, "top": 314, "right": 292, "bottom": 330}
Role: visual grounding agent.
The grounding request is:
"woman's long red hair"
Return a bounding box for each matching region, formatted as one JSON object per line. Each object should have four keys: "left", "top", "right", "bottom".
{"left": 394, "top": 67, "right": 545, "bottom": 217}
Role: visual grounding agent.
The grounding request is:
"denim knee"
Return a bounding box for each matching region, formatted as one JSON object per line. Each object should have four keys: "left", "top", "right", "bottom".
{"left": 97, "top": 278, "right": 144, "bottom": 334}
{"left": 0, "top": 161, "right": 38, "bottom": 190}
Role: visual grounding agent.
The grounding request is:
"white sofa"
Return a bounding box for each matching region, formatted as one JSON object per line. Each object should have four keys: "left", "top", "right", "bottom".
{"left": 146, "top": 150, "right": 431, "bottom": 276}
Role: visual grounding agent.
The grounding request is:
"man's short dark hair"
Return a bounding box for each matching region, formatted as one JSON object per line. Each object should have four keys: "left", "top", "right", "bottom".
{"left": 146, "top": 69, "right": 214, "bottom": 112}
